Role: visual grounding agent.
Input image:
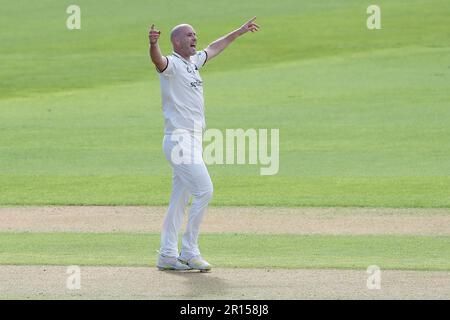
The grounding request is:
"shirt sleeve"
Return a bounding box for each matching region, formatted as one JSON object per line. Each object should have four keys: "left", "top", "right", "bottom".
{"left": 157, "top": 56, "right": 176, "bottom": 76}
{"left": 192, "top": 50, "right": 208, "bottom": 70}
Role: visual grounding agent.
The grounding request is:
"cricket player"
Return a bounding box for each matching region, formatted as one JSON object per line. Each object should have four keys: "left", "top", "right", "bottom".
{"left": 149, "top": 17, "right": 260, "bottom": 271}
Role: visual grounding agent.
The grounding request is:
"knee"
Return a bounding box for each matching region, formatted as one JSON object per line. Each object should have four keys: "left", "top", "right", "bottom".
{"left": 198, "top": 184, "right": 213, "bottom": 202}
{"left": 204, "top": 184, "right": 214, "bottom": 201}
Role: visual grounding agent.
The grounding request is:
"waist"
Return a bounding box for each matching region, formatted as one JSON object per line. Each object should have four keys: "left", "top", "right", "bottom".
{"left": 164, "top": 118, "right": 204, "bottom": 135}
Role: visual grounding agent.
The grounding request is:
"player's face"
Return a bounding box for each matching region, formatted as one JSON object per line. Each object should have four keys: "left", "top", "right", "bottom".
{"left": 180, "top": 26, "right": 197, "bottom": 56}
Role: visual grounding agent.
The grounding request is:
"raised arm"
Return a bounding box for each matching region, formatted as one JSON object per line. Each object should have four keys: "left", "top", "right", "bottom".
{"left": 148, "top": 24, "right": 168, "bottom": 72}
{"left": 204, "top": 17, "right": 260, "bottom": 62}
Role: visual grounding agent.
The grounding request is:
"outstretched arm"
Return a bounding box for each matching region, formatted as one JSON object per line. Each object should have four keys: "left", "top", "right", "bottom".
{"left": 148, "top": 24, "right": 168, "bottom": 72}
{"left": 204, "top": 17, "right": 260, "bottom": 61}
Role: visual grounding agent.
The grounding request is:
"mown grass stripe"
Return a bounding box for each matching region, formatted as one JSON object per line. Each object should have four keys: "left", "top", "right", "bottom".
{"left": 0, "top": 232, "right": 449, "bottom": 271}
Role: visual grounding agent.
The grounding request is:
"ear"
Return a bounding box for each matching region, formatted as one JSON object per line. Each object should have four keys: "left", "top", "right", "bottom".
{"left": 172, "top": 38, "right": 180, "bottom": 48}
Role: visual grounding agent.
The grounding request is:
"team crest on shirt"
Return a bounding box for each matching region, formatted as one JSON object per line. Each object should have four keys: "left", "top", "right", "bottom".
{"left": 186, "top": 65, "right": 198, "bottom": 73}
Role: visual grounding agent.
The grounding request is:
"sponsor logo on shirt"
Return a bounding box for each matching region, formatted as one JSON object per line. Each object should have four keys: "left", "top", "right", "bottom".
{"left": 190, "top": 79, "right": 203, "bottom": 88}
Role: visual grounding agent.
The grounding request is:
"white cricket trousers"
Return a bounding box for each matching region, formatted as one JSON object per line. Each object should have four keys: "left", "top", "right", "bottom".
{"left": 159, "top": 132, "right": 213, "bottom": 259}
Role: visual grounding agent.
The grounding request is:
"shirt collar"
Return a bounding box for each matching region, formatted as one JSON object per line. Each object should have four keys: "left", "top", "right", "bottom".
{"left": 172, "top": 52, "right": 192, "bottom": 65}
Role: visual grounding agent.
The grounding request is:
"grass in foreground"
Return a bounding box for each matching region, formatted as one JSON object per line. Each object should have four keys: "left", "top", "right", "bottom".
{"left": 1, "top": 175, "right": 450, "bottom": 207}
{"left": 0, "top": 232, "right": 449, "bottom": 271}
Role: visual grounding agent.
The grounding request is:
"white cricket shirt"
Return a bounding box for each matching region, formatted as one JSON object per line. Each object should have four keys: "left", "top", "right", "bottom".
{"left": 158, "top": 51, "right": 208, "bottom": 135}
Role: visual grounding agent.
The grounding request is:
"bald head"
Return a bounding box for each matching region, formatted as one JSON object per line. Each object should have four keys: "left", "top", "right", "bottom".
{"left": 170, "top": 23, "right": 198, "bottom": 59}
{"left": 170, "top": 24, "right": 194, "bottom": 43}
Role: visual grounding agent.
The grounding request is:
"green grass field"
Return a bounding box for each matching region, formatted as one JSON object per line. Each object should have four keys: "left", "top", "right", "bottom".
{"left": 1, "top": 0, "right": 449, "bottom": 207}
{"left": 1, "top": 232, "right": 449, "bottom": 271}
{"left": 1, "top": 2, "right": 450, "bottom": 299}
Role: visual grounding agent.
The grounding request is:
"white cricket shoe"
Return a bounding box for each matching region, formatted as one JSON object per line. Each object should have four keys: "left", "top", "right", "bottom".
{"left": 157, "top": 254, "right": 192, "bottom": 271}
{"left": 178, "top": 255, "right": 212, "bottom": 272}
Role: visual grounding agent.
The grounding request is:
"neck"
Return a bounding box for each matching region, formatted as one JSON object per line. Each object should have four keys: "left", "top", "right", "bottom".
{"left": 174, "top": 49, "right": 190, "bottom": 61}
